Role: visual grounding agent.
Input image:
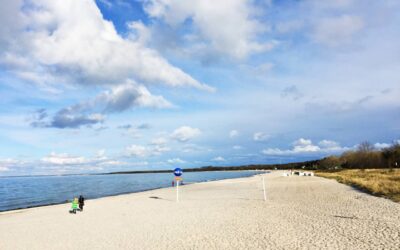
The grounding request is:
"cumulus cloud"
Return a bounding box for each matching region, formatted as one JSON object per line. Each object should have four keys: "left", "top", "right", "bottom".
{"left": 292, "top": 138, "right": 321, "bottom": 153}
{"left": 41, "top": 152, "right": 89, "bottom": 165}
{"left": 374, "top": 143, "right": 391, "bottom": 150}
{"left": 40, "top": 150, "right": 120, "bottom": 166}
{"left": 31, "top": 81, "right": 171, "bottom": 128}
{"left": 31, "top": 107, "right": 105, "bottom": 129}
{"left": 137, "top": 123, "right": 151, "bottom": 129}
{"left": 233, "top": 145, "right": 243, "bottom": 150}
{"left": 125, "top": 145, "right": 149, "bottom": 158}
{"left": 0, "top": 151, "right": 131, "bottom": 176}
{"left": 262, "top": 138, "right": 349, "bottom": 156}
{"left": 150, "top": 137, "right": 168, "bottom": 146}
{"left": 0, "top": 158, "right": 23, "bottom": 172}
{"left": 318, "top": 140, "right": 342, "bottom": 151}
{"left": 125, "top": 144, "right": 170, "bottom": 158}
{"left": 118, "top": 123, "right": 151, "bottom": 130}
{"left": 167, "top": 158, "right": 186, "bottom": 164}
{"left": 99, "top": 81, "right": 173, "bottom": 112}
{"left": 253, "top": 132, "right": 269, "bottom": 142}
{"left": 212, "top": 156, "right": 226, "bottom": 162}
{"left": 51, "top": 110, "right": 105, "bottom": 129}
{"left": 0, "top": 0, "right": 213, "bottom": 91}
{"left": 143, "top": 0, "right": 275, "bottom": 59}
{"left": 0, "top": 166, "right": 9, "bottom": 172}
{"left": 170, "top": 126, "right": 201, "bottom": 142}
{"left": 229, "top": 130, "right": 239, "bottom": 138}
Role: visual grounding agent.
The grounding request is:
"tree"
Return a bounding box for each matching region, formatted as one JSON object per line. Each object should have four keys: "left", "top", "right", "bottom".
{"left": 357, "top": 141, "right": 375, "bottom": 153}
{"left": 319, "top": 156, "right": 342, "bottom": 169}
{"left": 382, "top": 142, "right": 400, "bottom": 168}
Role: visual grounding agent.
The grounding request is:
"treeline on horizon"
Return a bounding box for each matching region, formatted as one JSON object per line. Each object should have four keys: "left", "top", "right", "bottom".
{"left": 318, "top": 141, "right": 400, "bottom": 170}
{"left": 107, "top": 141, "right": 400, "bottom": 175}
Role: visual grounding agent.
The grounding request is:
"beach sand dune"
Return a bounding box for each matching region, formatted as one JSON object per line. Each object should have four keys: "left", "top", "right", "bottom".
{"left": 1, "top": 172, "right": 399, "bottom": 249}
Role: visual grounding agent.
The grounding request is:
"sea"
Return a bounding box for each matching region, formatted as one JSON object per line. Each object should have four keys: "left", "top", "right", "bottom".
{"left": 0, "top": 171, "right": 259, "bottom": 212}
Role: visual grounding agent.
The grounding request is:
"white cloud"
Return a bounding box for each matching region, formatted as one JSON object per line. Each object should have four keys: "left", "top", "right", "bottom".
{"left": 167, "top": 158, "right": 186, "bottom": 164}
{"left": 143, "top": 0, "right": 275, "bottom": 59}
{"left": 0, "top": 166, "right": 9, "bottom": 172}
{"left": 40, "top": 149, "right": 122, "bottom": 167}
{"left": 292, "top": 138, "right": 321, "bottom": 153}
{"left": 262, "top": 138, "right": 349, "bottom": 156}
{"left": 253, "top": 132, "right": 269, "bottom": 142}
{"left": 212, "top": 156, "right": 226, "bottom": 162}
{"left": 374, "top": 143, "right": 391, "bottom": 150}
{"left": 171, "top": 126, "right": 201, "bottom": 142}
{"left": 150, "top": 137, "right": 168, "bottom": 146}
{"left": 125, "top": 145, "right": 149, "bottom": 158}
{"left": 0, "top": 151, "right": 141, "bottom": 176}
{"left": 41, "top": 152, "right": 88, "bottom": 165}
{"left": 99, "top": 81, "right": 173, "bottom": 111}
{"left": 0, "top": 158, "right": 27, "bottom": 171}
{"left": 313, "top": 15, "right": 364, "bottom": 46}
{"left": 125, "top": 144, "right": 170, "bottom": 158}
{"left": 31, "top": 80, "right": 172, "bottom": 128}
{"left": 318, "top": 140, "right": 342, "bottom": 151}
{"left": 0, "top": 0, "right": 213, "bottom": 91}
{"left": 233, "top": 145, "right": 243, "bottom": 150}
{"left": 229, "top": 130, "right": 239, "bottom": 138}
{"left": 98, "top": 160, "right": 128, "bottom": 166}
{"left": 153, "top": 145, "right": 171, "bottom": 155}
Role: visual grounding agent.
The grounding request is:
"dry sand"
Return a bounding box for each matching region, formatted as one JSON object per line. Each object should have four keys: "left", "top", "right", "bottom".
{"left": 1, "top": 171, "right": 399, "bottom": 249}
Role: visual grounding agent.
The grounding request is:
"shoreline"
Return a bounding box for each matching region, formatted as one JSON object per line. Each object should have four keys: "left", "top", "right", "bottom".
{"left": 1, "top": 171, "right": 399, "bottom": 249}
{"left": 0, "top": 169, "right": 268, "bottom": 179}
{"left": 0, "top": 171, "right": 264, "bottom": 213}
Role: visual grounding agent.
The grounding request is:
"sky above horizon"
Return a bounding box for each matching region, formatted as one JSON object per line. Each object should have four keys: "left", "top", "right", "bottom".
{"left": 0, "top": 0, "right": 399, "bottom": 176}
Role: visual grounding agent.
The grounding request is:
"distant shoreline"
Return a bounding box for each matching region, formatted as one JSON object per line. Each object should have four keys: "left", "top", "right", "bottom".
{"left": 0, "top": 160, "right": 319, "bottom": 178}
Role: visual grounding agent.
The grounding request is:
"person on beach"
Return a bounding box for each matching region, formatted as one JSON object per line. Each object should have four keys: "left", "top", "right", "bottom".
{"left": 78, "top": 195, "right": 85, "bottom": 211}
{"left": 70, "top": 197, "right": 79, "bottom": 214}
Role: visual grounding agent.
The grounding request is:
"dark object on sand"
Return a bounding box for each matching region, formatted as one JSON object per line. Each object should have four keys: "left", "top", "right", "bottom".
{"left": 78, "top": 195, "right": 85, "bottom": 211}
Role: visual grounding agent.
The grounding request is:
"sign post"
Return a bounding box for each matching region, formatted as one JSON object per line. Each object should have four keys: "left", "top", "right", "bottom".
{"left": 262, "top": 176, "right": 266, "bottom": 202}
{"left": 173, "top": 168, "right": 183, "bottom": 202}
{"left": 176, "top": 178, "right": 179, "bottom": 202}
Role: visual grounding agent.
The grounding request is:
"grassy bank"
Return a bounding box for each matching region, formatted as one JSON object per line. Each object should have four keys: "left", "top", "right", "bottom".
{"left": 316, "top": 169, "right": 400, "bottom": 202}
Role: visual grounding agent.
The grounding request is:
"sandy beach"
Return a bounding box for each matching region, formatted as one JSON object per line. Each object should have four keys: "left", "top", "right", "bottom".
{"left": 1, "top": 171, "right": 399, "bottom": 249}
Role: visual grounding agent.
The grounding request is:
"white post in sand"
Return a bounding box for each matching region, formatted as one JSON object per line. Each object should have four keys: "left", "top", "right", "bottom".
{"left": 176, "top": 180, "right": 179, "bottom": 202}
{"left": 262, "top": 176, "right": 266, "bottom": 202}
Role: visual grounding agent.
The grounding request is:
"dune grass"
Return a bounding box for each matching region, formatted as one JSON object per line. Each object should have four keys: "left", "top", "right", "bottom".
{"left": 316, "top": 169, "right": 400, "bottom": 202}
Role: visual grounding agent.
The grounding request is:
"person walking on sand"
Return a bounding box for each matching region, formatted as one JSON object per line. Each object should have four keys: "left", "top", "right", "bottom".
{"left": 78, "top": 195, "right": 85, "bottom": 211}
{"left": 70, "top": 197, "right": 78, "bottom": 214}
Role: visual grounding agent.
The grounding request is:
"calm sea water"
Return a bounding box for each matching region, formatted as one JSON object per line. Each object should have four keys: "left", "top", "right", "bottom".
{"left": 0, "top": 171, "right": 258, "bottom": 212}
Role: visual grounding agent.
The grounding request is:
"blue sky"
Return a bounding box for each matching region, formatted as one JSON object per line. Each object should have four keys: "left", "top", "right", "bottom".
{"left": 0, "top": 0, "right": 399, "bottom": 176}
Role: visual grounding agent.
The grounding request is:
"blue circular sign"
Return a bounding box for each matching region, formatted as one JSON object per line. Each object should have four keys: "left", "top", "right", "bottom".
{"left": 174, "top": 168, "right": 183, "bottom": 177}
